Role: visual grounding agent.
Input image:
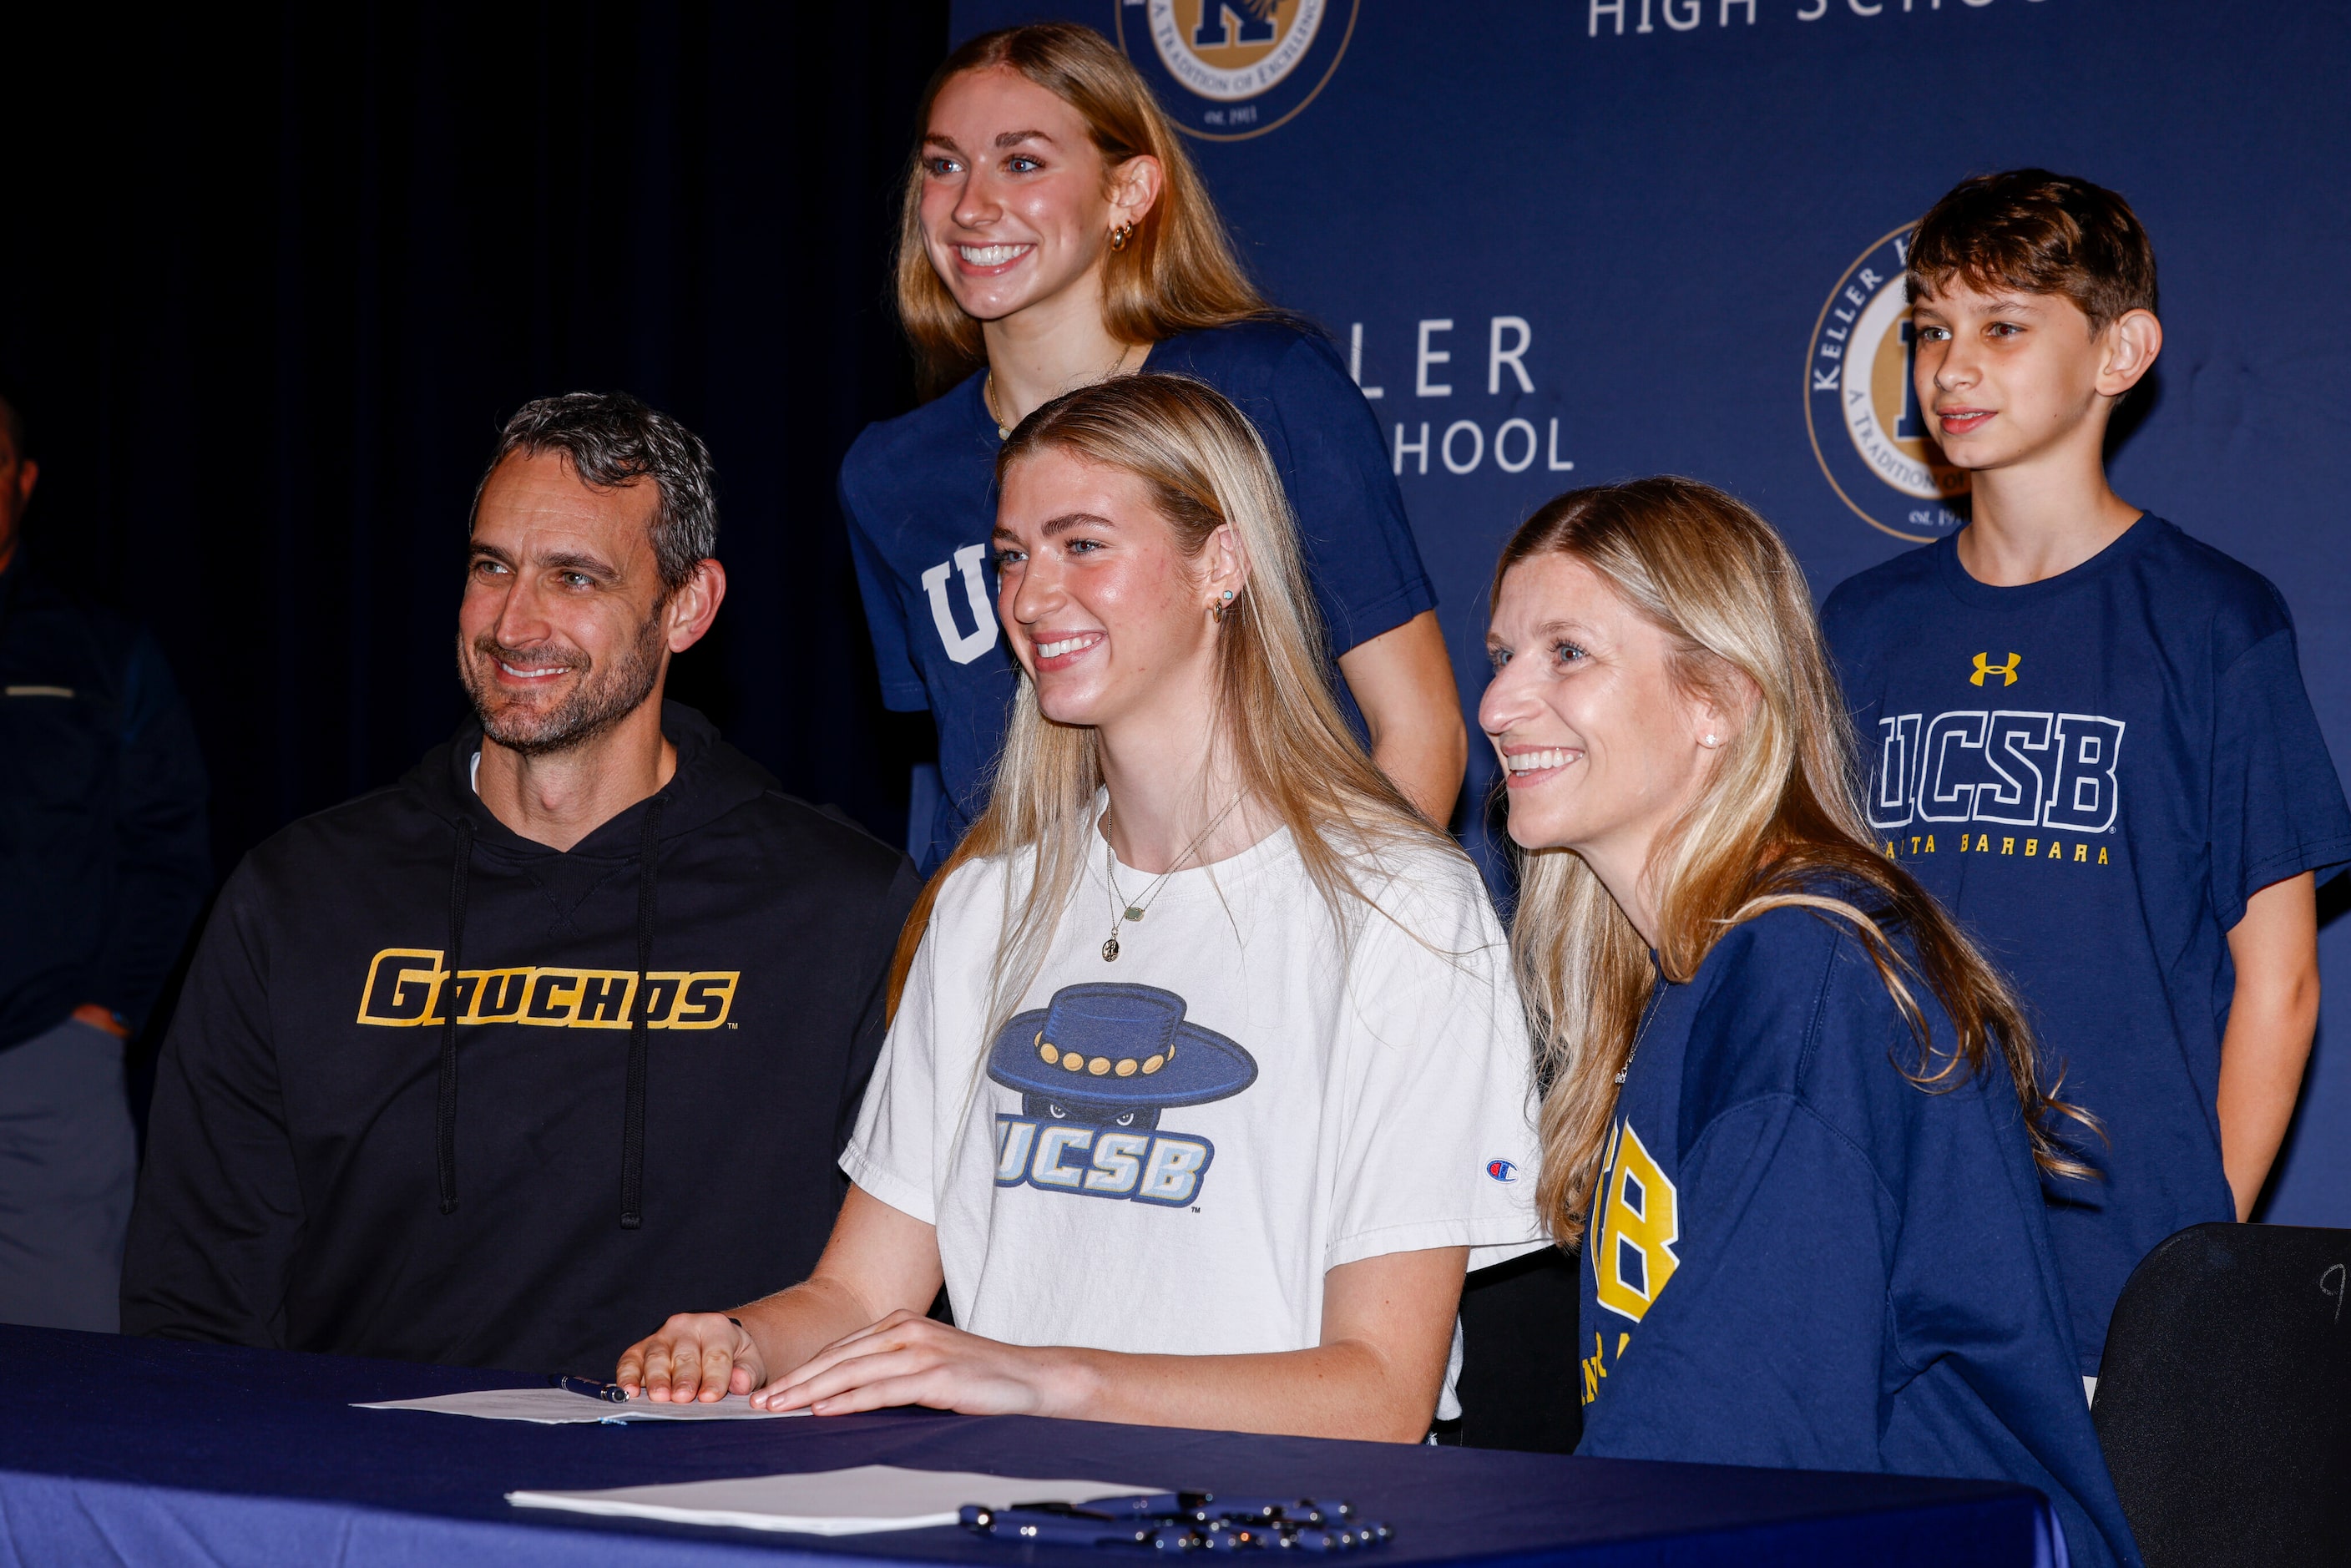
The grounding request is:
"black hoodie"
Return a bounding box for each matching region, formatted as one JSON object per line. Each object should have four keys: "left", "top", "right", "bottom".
{"left": 122, "top": 703, "right": 920, "bottom": 1377}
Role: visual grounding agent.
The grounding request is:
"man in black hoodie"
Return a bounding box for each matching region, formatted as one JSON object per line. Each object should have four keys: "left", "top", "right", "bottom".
{"left": 123, "top": 392, "right": 920, "bottom": 1377}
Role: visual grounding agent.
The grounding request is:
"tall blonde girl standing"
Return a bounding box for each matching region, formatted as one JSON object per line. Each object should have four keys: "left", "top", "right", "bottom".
{"left": 841, "top": 23, "right": 1464, "bottom": 873}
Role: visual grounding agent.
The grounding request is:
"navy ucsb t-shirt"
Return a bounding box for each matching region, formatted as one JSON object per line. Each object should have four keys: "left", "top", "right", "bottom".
{"left": 1577, "top": 907, "right": 2139, "bottom": 1568}
{"left": 840, "top": 320, "right": 1438, "bottom": 872}
{"left": 1823, "top": 517, "right": 2351, "bottom": 1373}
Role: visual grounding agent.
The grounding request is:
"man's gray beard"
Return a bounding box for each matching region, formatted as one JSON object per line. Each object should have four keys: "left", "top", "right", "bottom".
{"left": 459, "top": 608, "right": 666, "bottom": 758}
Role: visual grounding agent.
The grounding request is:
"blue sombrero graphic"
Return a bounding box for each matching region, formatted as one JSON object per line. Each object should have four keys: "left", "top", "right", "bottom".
{"left": 988, "top": 983, "right": 1256, "bottom": 1130}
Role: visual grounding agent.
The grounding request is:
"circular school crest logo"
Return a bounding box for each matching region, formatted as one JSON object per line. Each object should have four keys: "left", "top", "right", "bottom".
{"left": 1115, "top": 0, "right": 1360, "bottom": 141}
{"left": 1805, "top": 226, "right": 1970, "bottom": 544}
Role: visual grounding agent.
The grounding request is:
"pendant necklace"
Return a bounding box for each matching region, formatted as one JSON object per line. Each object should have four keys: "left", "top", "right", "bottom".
{"left": 1615, "top": 976, "right": 1668, "bottom": 1085}
{"left": 983, "top": 373, "right": 1012, "bottom": 441}
{"left": 1100, "top": 796, "right": 1243, "bottom": 963}
{"left": 985, "top": 344, "right": 1140, "bottom": 442}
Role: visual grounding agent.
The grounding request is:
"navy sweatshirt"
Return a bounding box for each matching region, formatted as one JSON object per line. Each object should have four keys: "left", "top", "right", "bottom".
{"left": 123, "top": 703, "right": 920, "bottom": 1378}
{"left": 0, "top": 555, "right": 210, "bottom": 1049}
{"left": 1575, "top": 902, "right": 2139, "bottom": 1568}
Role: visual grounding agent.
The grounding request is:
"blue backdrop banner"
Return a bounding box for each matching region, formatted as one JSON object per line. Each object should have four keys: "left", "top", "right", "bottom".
{"left": 947, "top": 1, "right": 2350, "bottom": 1224}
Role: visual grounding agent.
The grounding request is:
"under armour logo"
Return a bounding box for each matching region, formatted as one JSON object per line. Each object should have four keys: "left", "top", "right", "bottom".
{"left": 1970, "top": 651, "right": 2021, "bottom": 688}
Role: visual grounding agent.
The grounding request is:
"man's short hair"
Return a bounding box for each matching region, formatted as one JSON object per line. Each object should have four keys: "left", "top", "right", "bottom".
{"left": 473, "top": 392, "right": 717, "bottom": 590}
{"left": 1908, "top": 169, "right": 2158, "bottom": 333}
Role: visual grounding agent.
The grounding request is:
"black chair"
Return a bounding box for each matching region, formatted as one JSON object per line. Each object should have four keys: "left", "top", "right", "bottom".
{"left": 2092, "top": 1222, "right": 2351, "bottom": 1566}
{"left": 1449, "top": 1247, "right": 1584, "bottom": 1453}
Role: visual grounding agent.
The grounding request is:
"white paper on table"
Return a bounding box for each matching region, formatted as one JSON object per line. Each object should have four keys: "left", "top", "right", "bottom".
{"left": 356, "top": 1388, "right": 809, "bottom": 1424}
{"left": 506, "top": 1464, "right": 1160, "bottom": 1535}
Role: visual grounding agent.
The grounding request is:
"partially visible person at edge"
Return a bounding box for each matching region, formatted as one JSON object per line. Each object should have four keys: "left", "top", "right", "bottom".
{"left": 122, "top": 393, "right": 919, "bottom": 1375}
{"left": 1484, "top": 479, "right": 2139, "bottom": 1566}
{"left": 1823, "top": 170, "right": 2346, "bottom": 1382}
{"left": 842, "top": 21, "right": 1464, "bottom": 875}
{"left": 0, "top": 389, "right": 210, "bottom": 1333}
{"left": 619, "top": 376, "right": 1540, "bottom": 1439}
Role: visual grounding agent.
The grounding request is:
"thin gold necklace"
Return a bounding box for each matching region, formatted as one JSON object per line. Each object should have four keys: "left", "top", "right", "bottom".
{"left": 1099, "top": 796, "right": 1243, "bottom": 963}
{"left": 985, "top": 344, "right": 1140, "bottom": 441}
{"left": 1615, "top": 977, "right": 1669, "bottom": 1085}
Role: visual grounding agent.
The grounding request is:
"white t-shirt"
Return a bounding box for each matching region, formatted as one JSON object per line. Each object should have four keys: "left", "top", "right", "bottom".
{"left": 842, "top": 821, "right": 1545, "bottom": 1409}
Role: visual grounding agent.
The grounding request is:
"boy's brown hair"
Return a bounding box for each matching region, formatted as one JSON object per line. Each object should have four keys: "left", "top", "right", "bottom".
{"left": 1908, "top": 168, "right": 2158, "bottom": 332}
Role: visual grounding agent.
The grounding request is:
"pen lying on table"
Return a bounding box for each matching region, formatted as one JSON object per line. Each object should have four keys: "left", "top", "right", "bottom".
{"left": 961, "top": 1494, "right": 1391, "bottom": 1552}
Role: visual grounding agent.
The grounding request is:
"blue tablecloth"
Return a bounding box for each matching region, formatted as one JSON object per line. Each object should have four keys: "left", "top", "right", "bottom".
{"left": 0, "top": 1327, "right": 2058, "bottom": 1566}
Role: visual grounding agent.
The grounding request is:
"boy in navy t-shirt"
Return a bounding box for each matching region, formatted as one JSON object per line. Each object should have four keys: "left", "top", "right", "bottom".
{"left": 1823, "top": 169, "right": 2351, "bottom": 1382}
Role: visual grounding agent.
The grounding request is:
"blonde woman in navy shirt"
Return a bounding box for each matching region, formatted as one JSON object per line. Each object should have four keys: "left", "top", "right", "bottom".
{"left": 841, "top": 22, "right": 1462, "bottom": 873}
{"left": 1483, "top": 479, "right": 2138, "bottom": 1565}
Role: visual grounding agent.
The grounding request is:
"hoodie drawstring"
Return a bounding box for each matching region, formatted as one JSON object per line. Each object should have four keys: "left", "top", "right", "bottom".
{"left": 436, "top": 817, "right": 475, "bottom": 1215}
{"left": 619, "top": 798, "right": 664, "bottom": 1230}
{"left": 433, "top": 801, "right": 665, "bottom": 1227}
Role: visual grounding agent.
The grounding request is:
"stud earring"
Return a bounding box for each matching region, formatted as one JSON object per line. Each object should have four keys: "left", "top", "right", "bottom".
{"left": 1110, "top": 222, "right": 1135, "bottom": 252}
{"left": 1211, "top": 589, "right": 1236, "bottom": 623}
{"left": 1702, "top": 733, "right": 1719, "bottom": 747}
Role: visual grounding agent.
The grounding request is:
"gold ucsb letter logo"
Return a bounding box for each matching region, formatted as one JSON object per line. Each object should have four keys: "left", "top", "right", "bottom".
{"left": 1969, "top": 651, "right": 2021, "bottom": 688}
{"left": 1591, "top": 1119, "right": 1681, "bottom": 1323}
{"left": 355, "top": 948, "right": 739, "bottom": 1030}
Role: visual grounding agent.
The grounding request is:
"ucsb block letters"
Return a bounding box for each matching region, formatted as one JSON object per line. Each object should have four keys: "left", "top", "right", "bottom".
{"left": 994, "top": 1115, "right": 1215, "bottom": 1207}
{"left": 1868, "top": 702, "right": 2126, "bottom": 835}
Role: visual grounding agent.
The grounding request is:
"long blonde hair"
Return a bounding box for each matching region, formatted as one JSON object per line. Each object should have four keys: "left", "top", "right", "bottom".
{"left": 1498, "top": 478, "right": 2095, "bottom": 1244}
{"left": 887, "top": 373, "right": 1455, "bottom": 1028}
{"left": 896, "top": 23, "right": 1277, "bottom": 398}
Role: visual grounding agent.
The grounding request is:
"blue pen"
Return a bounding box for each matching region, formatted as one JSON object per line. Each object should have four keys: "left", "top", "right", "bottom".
{"left": 1198, "top": 1525, "right": 1273, "bottom": 1553}
{"left": 1012, "top": 1494, "right": 1213, "bottom": 1519}
{"left": 961, "top": 1506, "right": 1153, "bottom": 1546}
{"left": 1183, "top": 1497, "right": 1350, "bottom": 1527}
{"left": 959, "top": 1496, "right": 1385, "bottom": 1552}
{"left": 547, "top": 1373, "right": 633, "bottom": 1404}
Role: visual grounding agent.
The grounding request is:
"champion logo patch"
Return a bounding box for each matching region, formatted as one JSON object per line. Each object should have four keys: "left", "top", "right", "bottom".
{"left": 1486, "top": 1159, "right": 1519, "bottom": 1183}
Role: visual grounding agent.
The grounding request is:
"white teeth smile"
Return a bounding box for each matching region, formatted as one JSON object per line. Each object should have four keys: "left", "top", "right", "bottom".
{"left": 1036, "top": 635, "right": 1095, "bottom": 659}
{"left": 958, "top": 244, "right": 1031, "bottom": 266}
{"left": 1505, "top": 748, "right": 1574, "bottom": 773}
{"left": 499, "top": 662, "right": 565, "bottom": 678}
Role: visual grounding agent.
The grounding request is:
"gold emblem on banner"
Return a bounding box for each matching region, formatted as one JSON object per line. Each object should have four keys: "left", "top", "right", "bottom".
{"left": 1117, "top": 0, "right": 1360, "bottom": 142}
{"left": 1805, "top": 225, "right": 1971, "bottom": 544}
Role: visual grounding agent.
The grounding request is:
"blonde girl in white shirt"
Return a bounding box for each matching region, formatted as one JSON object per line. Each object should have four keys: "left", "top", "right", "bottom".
{"left": 619, "top": 374, "right": 1537, "bottom": 1440}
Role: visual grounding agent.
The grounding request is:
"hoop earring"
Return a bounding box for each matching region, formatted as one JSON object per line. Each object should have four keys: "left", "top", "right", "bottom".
{"left": 1211, "top": 588, "right": 1235, "bottom": 623}
{"left": 1110, "top": 222, "right": 1135, "bottom": 253}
